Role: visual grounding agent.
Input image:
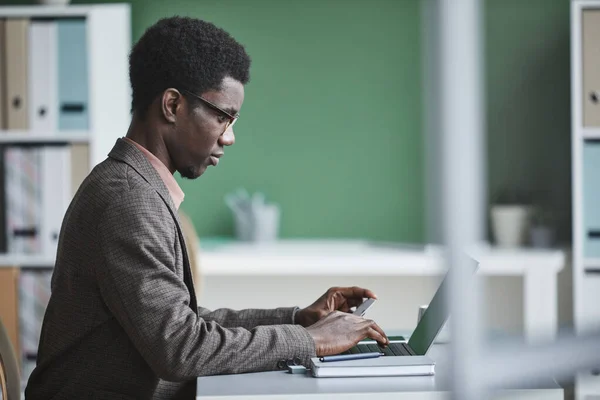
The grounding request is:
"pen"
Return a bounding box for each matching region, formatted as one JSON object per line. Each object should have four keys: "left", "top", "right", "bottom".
{"left": 319, "top": 352, "right": 384, "bottom": 363}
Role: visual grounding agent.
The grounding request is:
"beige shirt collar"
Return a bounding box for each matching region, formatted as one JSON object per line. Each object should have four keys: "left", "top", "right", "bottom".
{"left": 123, "top": 137, "right": 185, "bottom": 210}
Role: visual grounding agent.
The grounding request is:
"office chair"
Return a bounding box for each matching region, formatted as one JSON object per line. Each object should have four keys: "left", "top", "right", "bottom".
{"left": 0, "top": 317, "right": 20, "bottom": 400}
{"left": 178, "top": 210, "right": 203, "bottom": 299}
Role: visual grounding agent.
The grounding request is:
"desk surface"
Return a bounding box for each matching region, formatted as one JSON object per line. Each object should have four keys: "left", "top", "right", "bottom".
{"left": 196, "top": 345, "right": 563, "bottom": 399}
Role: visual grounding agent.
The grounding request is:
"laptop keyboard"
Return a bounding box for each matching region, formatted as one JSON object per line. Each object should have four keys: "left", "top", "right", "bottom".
{"left": 341, "top": 342, "right": 416, "bottom": 357}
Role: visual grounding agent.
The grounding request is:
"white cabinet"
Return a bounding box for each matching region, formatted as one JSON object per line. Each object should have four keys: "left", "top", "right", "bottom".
{"left": 572, "top": 1, "right": 600, "bottom": 398}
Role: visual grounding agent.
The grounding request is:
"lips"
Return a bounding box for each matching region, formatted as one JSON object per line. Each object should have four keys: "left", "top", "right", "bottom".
{"left": 210, "top": 154, "right": 223, "bottom": 166}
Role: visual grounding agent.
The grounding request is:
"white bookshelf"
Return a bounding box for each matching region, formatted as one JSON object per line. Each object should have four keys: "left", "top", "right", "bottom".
{"left": 0, "top": 131, "right": 90, "bottom": 144}
{"left": 572, "top": 1, "right": 600, "bottom": 398}
{"left": 0, "top": 4, "right": 131, "bottom": 167}
{"left": 0, "top": 3, "right": 131, "bottom": 265}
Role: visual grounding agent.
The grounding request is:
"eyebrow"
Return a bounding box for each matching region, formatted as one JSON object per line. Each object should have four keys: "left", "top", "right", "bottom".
{"left": 206, "top": 100, "right": 238, "bottom": 117}
{"left": 223, "top": 106, "right": 239, "bottom": 116}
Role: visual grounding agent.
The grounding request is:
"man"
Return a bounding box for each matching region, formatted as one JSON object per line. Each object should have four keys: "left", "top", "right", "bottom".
{"left": 25, "top": 16, "right": 388, "bottom": 399}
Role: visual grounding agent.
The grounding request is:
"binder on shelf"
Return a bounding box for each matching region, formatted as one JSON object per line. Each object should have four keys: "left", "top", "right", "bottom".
{"left": 0, "top": 19, "right": 6, "bottom": 129}
{"left": 5, "top": 18, "right": 29, "bottom": 130}
{"left": 0, "top": 20, "right": 6, "bottom": 252}
{"left": 57, "top": 19, "right": 89, "bottom": 131}
{"left": 70, "top": 143, "right": 89, "bottom": 197}
{"left": 18, "top": 269, "right": 51, "bottom": 357}
{"left": 4, "top": 147, "right": 41, "bottom": 254}
{"left": 19, "top": 268, "right": 52, "bottom": 383}
{"left": 28, "top": 20, "right": 58, "bottom": 135}
{"left": 40, "top": 146, "right": 71, "bottom": 256}
{"left": 0, "top": 149, "right": 7, "bottom": 253}
{"left": 0, "top": 268, "right": 20, "bottom": 364}
{"left": 583, "top": 9, "right": 600, "bottom": 127}
{"left": 584, "top": 141, "right": 600, "bottom": 257}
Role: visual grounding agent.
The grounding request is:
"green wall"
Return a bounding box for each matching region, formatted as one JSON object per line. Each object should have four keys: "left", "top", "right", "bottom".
{"left": 485, "top": 0, "right": 571, "bottom": 243}
{"left": 143, "top": 0, "right": 424, "bottom": 242}
{"left": 1, "top": 0, "right": 573, "bottom": 243}
{"left": 147, "top": 0, "right": 424, "bottom": 242}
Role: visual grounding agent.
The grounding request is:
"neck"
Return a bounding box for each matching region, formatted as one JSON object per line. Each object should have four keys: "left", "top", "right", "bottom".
{"left": 125, "top": 114, "right": 175, "bottom": 174}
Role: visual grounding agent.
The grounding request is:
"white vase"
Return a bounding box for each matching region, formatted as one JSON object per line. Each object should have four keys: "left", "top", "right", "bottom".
{"left": 37, "top": 0, "right": 71, "bottom": 5}
{"left": 491, "top": 205, "right": 531, "bottom": 248}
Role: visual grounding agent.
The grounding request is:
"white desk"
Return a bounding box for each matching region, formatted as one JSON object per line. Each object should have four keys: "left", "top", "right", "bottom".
{"left": 196, "top": 344, "right": 563, "bottom": 399}
{"left": 199, "top": 240, "right": 565, "bottom": 343}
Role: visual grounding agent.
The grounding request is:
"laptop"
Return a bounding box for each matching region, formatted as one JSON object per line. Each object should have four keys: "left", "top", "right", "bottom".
{"left": 310, "top": 258, "right": 478, "bottom": 378}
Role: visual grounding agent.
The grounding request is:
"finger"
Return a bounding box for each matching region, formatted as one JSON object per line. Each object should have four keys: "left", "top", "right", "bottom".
{"left": 329, "top": 291, "right": 362, "bottom": 312}
{"left": 326, "top": 286, "right": 342, "bottom": 296}
{"left": 337, "top": 286, "right": 378, "bottom": 301}
{"left": 366, "top": 326, "right": 389, "bottom": 348}
{"left": 362, "top": 319, "right": 389, "bottom": 346}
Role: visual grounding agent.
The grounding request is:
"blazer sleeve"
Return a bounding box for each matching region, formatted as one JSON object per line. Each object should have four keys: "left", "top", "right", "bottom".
{"left": 95, "top": 188, "right": 316, "bottom": 381}
{"left": 196, "top": 306, "right": 298, "bottom": 330}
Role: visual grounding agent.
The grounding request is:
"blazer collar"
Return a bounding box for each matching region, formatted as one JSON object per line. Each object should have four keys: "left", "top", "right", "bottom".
{"left": 108, "top": 138, "right": 178, "bottom": 213}
{"left": 108, "top": 138, "right": 198, "bottom": 311}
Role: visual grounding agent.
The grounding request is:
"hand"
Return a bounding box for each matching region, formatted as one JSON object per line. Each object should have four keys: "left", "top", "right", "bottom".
{"left": 294, "top": 286, "right": 377, "bottom": 327}
{"left": 305, "top": 311, "right": 389, "bottom": 356}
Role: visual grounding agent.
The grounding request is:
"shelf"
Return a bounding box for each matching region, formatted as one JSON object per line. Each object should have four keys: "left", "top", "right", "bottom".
{"left": 0, "top": 253, "right": 55, "bottom": 268}
{"left": 0, "top": 5, "right": 108, "bottom": 18}
{"left": 0, "top": 131, "right": 90, "bottom": 145}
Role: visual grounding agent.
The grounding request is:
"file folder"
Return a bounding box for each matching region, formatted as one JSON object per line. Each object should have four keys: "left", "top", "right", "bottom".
{"left": 70, "top": 143, "right": 89, "bottom": 197}
{"left": 40, "top": 145, "right": 71, "bottom": 256}
{"left": 4, "top": 147, "right": 41, "bottom": 254}
{"left": 29, "top": 20, "right": 58, "bottom": 134}
{"left": 583, "top": 10, "right": 600, "bottom": 126}
{"left": 5, "top": 18, "right": 29, "bottom": 130}
{"left": 57, "top": 19, "right": 89, "bottom": 131}
{"left": 0, "top": 19, "right": 6, "bottom": 129}
{"left": 0, "top": 268, "right": 20, "bottom": 364}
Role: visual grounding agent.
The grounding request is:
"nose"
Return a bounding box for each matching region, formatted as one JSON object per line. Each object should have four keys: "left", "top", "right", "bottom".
{"left": 220, "top": 125, "right": 235, "bottom": 146}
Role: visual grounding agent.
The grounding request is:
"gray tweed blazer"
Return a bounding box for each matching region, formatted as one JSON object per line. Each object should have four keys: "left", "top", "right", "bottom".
{"left": 25, "top": 138, "right": 316, "bottom": 400}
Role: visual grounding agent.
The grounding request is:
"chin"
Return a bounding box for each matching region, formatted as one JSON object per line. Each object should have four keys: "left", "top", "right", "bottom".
{"left": 179, "top": 165, "right": 206, "bottom": 180}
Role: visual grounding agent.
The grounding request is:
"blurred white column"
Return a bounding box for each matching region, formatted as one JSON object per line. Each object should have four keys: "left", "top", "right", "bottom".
{"left": 431, "top": 0, "right": 487, "bottom": 398}
{"left": 423, "top": 0, "right": 487, "bottom": 246}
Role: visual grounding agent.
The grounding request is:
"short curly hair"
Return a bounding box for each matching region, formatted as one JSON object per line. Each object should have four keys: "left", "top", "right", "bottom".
{"left": 129, "top": 16, "right": 251, "bottom": 117}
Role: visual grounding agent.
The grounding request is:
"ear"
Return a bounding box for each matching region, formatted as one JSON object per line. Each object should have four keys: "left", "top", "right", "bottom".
{"left": 161, "top": 88, "right": 182, "bottom": 124}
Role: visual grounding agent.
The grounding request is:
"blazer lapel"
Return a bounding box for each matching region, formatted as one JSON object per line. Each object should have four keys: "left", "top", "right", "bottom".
{"left": 108, "top": 138, "right": 176, "bottom": 211}
{"left": 107, "top": 138, "right": 198, "bottom": 311}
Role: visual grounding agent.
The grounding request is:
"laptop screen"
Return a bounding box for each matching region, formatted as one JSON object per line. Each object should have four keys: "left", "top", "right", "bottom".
{"left": 408, "top": 258, "right": 479, "bottom": 355}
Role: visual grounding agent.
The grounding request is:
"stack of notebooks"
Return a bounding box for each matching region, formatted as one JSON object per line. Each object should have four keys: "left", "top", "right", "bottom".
{"left": 310, "top": 337, "right": 435, "bottom": 378}
{"left": 310, "top": 355, "right": 435, "bottom": 378}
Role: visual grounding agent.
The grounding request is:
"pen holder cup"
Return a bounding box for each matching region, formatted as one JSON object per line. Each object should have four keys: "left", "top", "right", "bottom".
{"left": 233, "top": 204, "right": 280, "bottom": 242}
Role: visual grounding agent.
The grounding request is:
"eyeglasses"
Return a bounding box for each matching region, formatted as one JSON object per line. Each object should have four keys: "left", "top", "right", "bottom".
{"left": 181, "top": 89, "right": 239, "bottom": 133}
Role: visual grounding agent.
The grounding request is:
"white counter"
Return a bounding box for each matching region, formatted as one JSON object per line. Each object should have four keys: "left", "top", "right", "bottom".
{"left": 199, "top": 240, "right": 566, "bottom": 343}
